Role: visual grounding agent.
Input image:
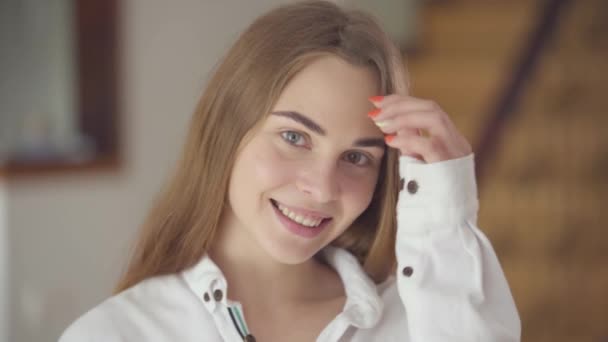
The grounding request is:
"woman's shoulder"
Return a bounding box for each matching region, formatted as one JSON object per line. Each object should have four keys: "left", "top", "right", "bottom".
{"left": 59, "top": 297, "right": 123, "bottom": 342}
{"left": 59, "top": 272, "right": 199, "bottom": 341}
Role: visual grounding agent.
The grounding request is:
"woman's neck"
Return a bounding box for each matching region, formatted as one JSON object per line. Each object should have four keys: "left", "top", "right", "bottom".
{"left": 209, "top": 215, "right": 344, "bottom": 308}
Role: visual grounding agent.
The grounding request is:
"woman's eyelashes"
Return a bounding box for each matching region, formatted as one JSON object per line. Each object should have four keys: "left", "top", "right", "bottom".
{"left": 343, "top": 151, "right": 372, "bottom": 166}
{"left": 279, "top": 130, "right": 376, "bottom": 167}
{"left": 280, "top": 130, "right": 309, "bottom": 147}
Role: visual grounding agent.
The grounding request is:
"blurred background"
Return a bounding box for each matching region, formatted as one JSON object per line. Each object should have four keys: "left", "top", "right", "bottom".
{"left": 0, "top": 0, "right": 606, "bottom": 341}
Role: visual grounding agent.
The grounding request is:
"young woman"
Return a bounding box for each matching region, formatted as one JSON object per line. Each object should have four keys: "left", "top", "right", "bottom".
{"left": 60, "top": 1, "right": 520, "bottom": 341}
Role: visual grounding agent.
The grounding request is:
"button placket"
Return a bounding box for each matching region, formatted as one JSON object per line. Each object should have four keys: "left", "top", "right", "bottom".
{"left": 200, "top": 277, "right": 227, "bottom": 312}
{"left": 202, "top": 291, "right": 217, "bottom": 311}
{"left": 213, "top": 289, "right": 224, "bottom": 302}
{"left": 399, "top": 157, "right": 422, "bottom": 197}
{"left": 402, "top": 266, "right": 414, "bottom": 277}
{"left": 406, "top": 180, "right": 419, "bottom": 194}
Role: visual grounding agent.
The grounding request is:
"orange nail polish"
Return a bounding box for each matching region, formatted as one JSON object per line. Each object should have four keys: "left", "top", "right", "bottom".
{"left": 368, "top": 108, "right": 381, "bottom": 118}
{"left": 369, "top": 95, "right": 384, "bottom": 103}
{"left": 385, "top": 134, "right": 395, "bottom": 143}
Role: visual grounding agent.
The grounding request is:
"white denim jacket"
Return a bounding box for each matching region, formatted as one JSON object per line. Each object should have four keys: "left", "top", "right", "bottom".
{"left": 60, "top": 154, "right": 521, "bottom": 341}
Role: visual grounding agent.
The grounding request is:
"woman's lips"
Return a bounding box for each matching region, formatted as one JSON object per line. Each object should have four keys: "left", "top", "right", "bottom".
{"left": 271, "top": 199, "right": 332, "bottom": 220}
{"left": 270, "top": 199, "right": 332, "bottom": 239}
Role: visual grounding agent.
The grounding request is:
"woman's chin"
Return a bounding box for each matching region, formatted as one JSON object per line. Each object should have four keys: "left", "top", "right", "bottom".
{"left": 262, "top": 240, "right": 322, "bottom": 265}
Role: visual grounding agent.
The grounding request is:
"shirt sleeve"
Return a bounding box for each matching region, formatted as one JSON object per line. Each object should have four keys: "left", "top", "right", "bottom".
{"left": 58, "top": 308, "right": 124, "bottom": 342}
{"left": 395, "top": 153, "right": 521, "bottom": 341}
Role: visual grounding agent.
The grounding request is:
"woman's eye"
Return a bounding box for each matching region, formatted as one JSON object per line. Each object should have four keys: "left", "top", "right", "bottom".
{"left": 281, "top": 131, "right": 306, "bottom": 146}
{"left": 344, "top": 152, "right": 370, "bottom": 166}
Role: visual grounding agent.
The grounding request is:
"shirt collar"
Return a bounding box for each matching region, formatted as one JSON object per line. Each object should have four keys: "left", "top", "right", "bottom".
{"left": 322, "top": 246, "right": 383, "bottom": 328}
{"left": 181, "top": 246, "right": 383, "bottom": 328}
{"left": 182, "top": 254, "right": 228, "bottom": 312}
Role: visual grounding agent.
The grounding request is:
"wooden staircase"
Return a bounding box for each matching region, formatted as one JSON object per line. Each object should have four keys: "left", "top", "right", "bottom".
{"left": 407, "top": 0, "right": 608, "bottom": 340}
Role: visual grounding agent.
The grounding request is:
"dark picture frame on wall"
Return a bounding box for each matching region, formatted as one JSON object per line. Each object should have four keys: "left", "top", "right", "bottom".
{"left": 1, "top": 0, "right": 120, "bottom": 177}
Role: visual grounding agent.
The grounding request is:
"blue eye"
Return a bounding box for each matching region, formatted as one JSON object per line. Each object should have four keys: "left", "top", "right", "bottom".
{"left": 344, "top": 151, "right": 370, "bottom": 166}
{"left": 281, "top": 131, "right": 306, "bottom": 146}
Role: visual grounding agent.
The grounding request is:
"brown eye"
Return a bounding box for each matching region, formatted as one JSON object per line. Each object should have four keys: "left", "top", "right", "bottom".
{"left": 344, "top": 151, "right": 369, "bottom": 166}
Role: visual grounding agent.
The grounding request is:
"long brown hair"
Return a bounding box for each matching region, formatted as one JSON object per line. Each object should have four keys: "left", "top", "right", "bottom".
{"left": 115, "top": 0, "right": 408, "bottom": 293}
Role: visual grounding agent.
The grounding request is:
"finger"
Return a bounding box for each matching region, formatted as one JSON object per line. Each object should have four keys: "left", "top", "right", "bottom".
{"left": 383, "top": 128, "right": 421, "bottom": 159}
{"left": 385, "top": 133, "right": 447, "bottom": 163}
{"left": 369, "top": 94, "right": 408, "bottom": 108}
{"left": 368, "top": 96, "right": 437, "bottom": 120}
{"left": 374, "top": 110, "right": 453, "bottom": 141}
{"left": 370, "top": 94, "right": 429, "bottom": 107}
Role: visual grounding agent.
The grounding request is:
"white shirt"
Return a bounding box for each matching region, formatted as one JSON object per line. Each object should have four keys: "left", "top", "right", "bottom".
{"left": 59, "top": 154, "right": 521, "bottom": 341}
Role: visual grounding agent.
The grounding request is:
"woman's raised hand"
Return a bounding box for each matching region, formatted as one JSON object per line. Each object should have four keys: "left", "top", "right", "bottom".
{"left": 369, "top": 95, "right": 472, "bottom": 163}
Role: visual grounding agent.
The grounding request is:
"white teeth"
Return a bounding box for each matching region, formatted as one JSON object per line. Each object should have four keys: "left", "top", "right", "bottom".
{"left": 276, "top": 202, "right": 324, "bottom": 227}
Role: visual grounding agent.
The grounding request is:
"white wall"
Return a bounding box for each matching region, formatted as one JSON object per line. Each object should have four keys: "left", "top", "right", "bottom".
{"left": 5, "top": 1, "right": 296, "bottom": 341}
{"left": 0, "top": 179, "right": 8, "bottom": 342}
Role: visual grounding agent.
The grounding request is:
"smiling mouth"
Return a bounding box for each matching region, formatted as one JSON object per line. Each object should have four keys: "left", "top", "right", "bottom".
{"left": 270, "top": 199, "right": 332, "bottom": 228}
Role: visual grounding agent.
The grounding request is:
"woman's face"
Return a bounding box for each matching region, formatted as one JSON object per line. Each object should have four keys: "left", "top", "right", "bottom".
{"left": 225, "top": 55, "right": 385, "bottom": 264}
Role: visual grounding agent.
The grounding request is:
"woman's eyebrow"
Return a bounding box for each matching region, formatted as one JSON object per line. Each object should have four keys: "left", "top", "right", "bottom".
{"left": 271, "top": 110, "right": 385, "bottom": 149}
{"left": 353, "top": 137, "right": 386, "bottom": 149}
{"left": 271, "top": 111, "right": 326, "bottom": 135}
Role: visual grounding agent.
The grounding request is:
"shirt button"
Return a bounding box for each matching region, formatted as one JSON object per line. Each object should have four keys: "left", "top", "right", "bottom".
{"left": 203, "top": 292, "right": 210, "bottom": 302}
{"left": 399, "top": 178, "right": 405, "bottom": 191}
{"left": 406, "top": 180, "right": 418, "bottom": 194}
{"left": 213, "top": 289, "right": 223, "bottom": 302}
{"left": 244, "top": 334, "right": 256, "bottom": 342}
{"left": 402, "top": 266, "right": 414, "bottom": 277}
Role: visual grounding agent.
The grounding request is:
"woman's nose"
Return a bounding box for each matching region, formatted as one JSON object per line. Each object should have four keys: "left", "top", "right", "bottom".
{"left": 295, "top": 162, "right": 339, "bottom": 203}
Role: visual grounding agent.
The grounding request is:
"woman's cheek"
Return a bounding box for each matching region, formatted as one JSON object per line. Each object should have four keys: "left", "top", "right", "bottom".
{"left": 340, "top": 172, "right": 377, "bottom": 211}
{"left": 251, "top": 144, "right": 299, "bottom": 186}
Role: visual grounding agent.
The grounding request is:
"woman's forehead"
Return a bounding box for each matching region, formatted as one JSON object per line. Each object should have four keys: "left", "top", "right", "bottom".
{"left": 278, "top": 55, "right": 379, "bottom": 106}
{"left": 270, "top": 56, "right": 381, "bottom": 137}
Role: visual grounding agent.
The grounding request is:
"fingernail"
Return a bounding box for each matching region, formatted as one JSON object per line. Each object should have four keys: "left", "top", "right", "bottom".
{"left": 369, "top": 96, "right": 384, "bottom": 104}
{"left": 384, "top": 134, "right": 395, "bottom": 143}
{"left": 368, "top": 108, "right": 381, "bottom": 118}
{"left": 375, "top": 120, "right": 391, "bottom": 128}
